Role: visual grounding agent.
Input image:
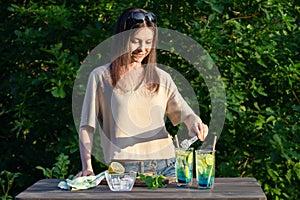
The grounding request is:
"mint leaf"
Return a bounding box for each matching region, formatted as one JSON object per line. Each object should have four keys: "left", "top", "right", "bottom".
{"left": 139, "top": 174, "right": 167, "bottom": 190}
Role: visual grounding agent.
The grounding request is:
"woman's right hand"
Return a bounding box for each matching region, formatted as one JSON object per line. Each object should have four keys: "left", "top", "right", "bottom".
{"left": 74, "top": 170, "right": 95, "bottom": 179}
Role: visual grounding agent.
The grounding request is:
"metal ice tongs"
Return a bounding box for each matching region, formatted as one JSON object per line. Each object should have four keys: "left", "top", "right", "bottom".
{"left": 180, "top": 136, "right": 198, "bottom": 150}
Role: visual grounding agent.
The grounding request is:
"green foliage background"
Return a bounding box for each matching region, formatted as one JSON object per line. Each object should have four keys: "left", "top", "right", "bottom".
{"left": 1, "top": 0, "right": 299, "bottom": 199}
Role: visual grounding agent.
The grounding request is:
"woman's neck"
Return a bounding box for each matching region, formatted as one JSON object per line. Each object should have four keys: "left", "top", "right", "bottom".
{"left": 128, "top": 62, "right": 142, "bottom": 71}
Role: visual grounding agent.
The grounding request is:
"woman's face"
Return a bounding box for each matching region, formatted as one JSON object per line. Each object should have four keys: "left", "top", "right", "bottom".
{"left": 129, "top": 27, "right": 154, "bottom": 64}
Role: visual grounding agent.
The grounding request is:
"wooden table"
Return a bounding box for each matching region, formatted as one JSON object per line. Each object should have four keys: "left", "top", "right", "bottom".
{"left": 16, "top": 178, "right": 267, "bottom": 200}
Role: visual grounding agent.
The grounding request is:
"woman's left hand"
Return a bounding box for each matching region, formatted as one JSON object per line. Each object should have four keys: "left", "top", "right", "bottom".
{"left": 184, "top": 115, "right": 209, "bottom": 141}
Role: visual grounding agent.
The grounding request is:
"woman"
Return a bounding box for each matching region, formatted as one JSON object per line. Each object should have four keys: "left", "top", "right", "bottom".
{"left": 76, "top": 8, "right": 208, "bottom": 178}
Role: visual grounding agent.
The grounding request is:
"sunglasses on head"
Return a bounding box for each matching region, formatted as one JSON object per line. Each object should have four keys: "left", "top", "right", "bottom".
{"left": 127, "top": 12, "right": 157, "bottom": 24}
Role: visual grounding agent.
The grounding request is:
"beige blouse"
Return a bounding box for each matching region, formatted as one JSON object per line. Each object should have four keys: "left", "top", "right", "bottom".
{"left": 80, "top": 64, "right": 195, "bottom": 163}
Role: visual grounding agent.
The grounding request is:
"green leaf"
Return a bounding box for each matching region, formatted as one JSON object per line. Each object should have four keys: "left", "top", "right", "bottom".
{"left": 266, "top": 116, "right": 276, "bottom": 124}
{"left": 294, "top": 163, "right": 300, "bottom": 179}
{"left": 267, "top": 168, "right": 279, "bottom": 181}
{"left": 51, "top": 86, "right": 66, "bottom": 98}
{"left": 138, "top": 174, "right": 166, "bottom": 190}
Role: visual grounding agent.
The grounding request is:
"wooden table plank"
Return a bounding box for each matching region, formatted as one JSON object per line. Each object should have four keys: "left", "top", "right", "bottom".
{"left": 16, "top": 178, "right": 267, "bottom": 200}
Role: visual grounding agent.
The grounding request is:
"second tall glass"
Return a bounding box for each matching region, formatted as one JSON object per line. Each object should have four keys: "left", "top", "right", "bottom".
{"left": 195, "top": 149, "right": 215, "bottom": 189}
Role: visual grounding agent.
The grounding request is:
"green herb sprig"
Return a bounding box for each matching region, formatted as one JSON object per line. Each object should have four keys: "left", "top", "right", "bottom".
{"left": 139, "top": 174, "right": 167, "bottom": 190}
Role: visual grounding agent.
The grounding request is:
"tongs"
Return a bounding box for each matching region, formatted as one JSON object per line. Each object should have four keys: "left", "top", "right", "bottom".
{"left": 180, "top": 136, "right": 198, "bottom": 150}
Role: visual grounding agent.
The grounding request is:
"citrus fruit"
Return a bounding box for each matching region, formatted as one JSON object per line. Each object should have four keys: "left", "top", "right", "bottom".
{"left": 184, "top": 166, "right": 190, "bottom": 178}
{"left": 180, "top": 153, "right": 188, "bottom": 157}
{"left": 108, "top": 162, "right": 125, "bottom": 174}
{"left": 205, "top": 154, "right": 214, "bottom": 166}
{"left": 198, "top": 154, "right": 207, "bottom": 168}
{"left": 197, "top": 165, "right": 204, "bottom": 174}
{"left": 186, "top": 152, "right": 193, "bottom": 164}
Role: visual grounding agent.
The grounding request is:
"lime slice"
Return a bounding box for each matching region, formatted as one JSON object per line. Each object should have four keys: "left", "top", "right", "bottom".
{"left": 108, "top": 162, "right": 125, "bottom": 174}
{"left": 205, "top": 154, "right": 214, "bottom": 166}
{"left": 186, "top": 152, "right": 193, "bottom": 164}
{"left": 197, "top": 165, "right": 204, "bottom": 175}
{"left": 184, "top": 166, "right": 190, "bottom": 178}
{"left": 198, "top": 154, "right": 207, "bottom": 168}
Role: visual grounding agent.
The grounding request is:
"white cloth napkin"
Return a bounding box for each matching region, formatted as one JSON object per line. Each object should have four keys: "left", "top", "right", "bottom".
{"left": 57, "top": 171, "right": 105, "bottom": 191}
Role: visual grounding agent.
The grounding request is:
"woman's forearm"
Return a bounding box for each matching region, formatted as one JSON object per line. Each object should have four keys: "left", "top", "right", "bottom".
{"left": 79, "top": 126, "right": 94, "bottom": 172}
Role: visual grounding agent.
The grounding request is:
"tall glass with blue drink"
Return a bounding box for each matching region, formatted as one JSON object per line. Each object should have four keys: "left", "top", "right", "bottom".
{"left": 196, "top": 149, "right": 215, "bottom": 189}
{"left": 175, "top": 148, "right": 193, "bottom": 186}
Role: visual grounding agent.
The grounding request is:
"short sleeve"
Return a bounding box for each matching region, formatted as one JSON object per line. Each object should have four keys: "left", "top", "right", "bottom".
{"left": 80, "top": 70, "right": 100, "bottom": 131}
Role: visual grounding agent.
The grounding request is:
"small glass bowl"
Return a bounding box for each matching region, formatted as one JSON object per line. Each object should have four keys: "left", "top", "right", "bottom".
{"left": 105, "top": 170, "right": 136, "bottom": 191}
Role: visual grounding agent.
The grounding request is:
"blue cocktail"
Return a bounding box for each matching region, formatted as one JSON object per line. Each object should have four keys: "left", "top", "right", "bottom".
{"left": 175, "top": 148, "right": 193, "bottom": 186}
{"left": 196, "top": 149, "right": 215, "bottom": 189}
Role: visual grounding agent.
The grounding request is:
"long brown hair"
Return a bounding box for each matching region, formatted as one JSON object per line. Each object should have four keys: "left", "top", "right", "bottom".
{"left": 110, "top": 8, "right": 159, "bottom": 92}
